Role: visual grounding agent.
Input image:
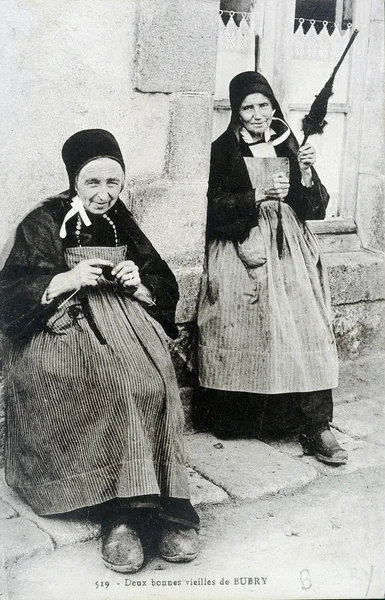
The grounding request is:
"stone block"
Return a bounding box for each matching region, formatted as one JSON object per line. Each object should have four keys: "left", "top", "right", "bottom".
{"left": 356, "top": 174, "right": 385, "bottom": 252}
{"left": 32, "top": 513, "right": 100, "bottom": 549}
{"left": 2, "top": 517, "right": 54, "bottom": 569}
{"left": 174, "top": 265, "right": 203, "bottom": 323}
{"left": 0, "top": 499, "right": 17, "bottom": 520}
{"left": 184, "top": 433, "right": 318, "bottom": 501}
{"left": 332, "top": 300, "right": 385, "bottom": 360}
{"left": 0, "top": 419, "right": 3, "bottom": 469}
{"left": 0, "top": 471, "right": 99, "bottom": 548}
{"left": 332, "top": 398, "right": 385, "bottom": 440}
{"left": 362, "top": 430, "right": 385, "bottom": 446}
{"left": 335, "top": 353, "right": 385, "bottom": 407}
{"left": 124, "top": 93, "right": 171, "bottom": 181}
{"left": 318, "top": 232, "right": 361, "bottom": 253}
{"left": 168, "top": 94, "right": 213, "bottom": 182}
{"left": 135, "top": 0, "right": 220, "bottom": 93}
{"left": 326, "top": 250, "right": 385, "bottom": 305}
{"left": 371, "top": 0, "right": 385, "bottom": 21}
{"left": 131, "top": 182, "right": 207, "bottom": 267}
{"left": 187, "top": 465, "right": 229, "bottom": 506}
{"left": 359, "top": 20, "right": 384, "bottom": 174}
{"left": 261, "top": 434, "right": 304, "bottom": 459}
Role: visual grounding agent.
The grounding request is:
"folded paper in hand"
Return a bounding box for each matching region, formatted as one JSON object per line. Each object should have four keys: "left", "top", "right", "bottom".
{"left": 243, "top": 157, "right": 290, "bottom": 191}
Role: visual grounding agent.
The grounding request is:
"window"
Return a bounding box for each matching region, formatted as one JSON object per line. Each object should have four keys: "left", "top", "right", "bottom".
{"left": 288, "top": 0, "right": 356, "bottom": 218}
{"left": 220, "top": 0, "right": 253, "bottom": 25}
{"left": 213, "top": 1, "right": 256, "bottom": 137}
{"left": 295, "top": 0, "right": 354, "bottom": 33}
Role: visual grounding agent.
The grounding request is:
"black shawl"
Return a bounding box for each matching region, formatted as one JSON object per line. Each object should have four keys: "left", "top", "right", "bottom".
{"left": 206, "top": 126, "right": 330, "bottom": 244}
{"left": 0, "top": 193, "right": 179, "bottom": 340}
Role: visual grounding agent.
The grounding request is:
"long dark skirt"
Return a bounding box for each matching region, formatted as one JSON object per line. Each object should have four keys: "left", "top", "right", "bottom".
{"left": 192, "top": 387, "right": 333, "bottom": 439}
{"left": 4, "top": 245, "right": 190, "bottom": 516}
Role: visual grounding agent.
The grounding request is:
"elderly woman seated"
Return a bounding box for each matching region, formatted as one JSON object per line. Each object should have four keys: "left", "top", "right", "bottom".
{"left": 0, "top": 129, "right": 199, "bottom": 573}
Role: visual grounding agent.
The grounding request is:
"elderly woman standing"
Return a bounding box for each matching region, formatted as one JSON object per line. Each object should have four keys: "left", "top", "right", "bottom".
{"left": 0, "top": 129, "right": 199, "bottom": 572}
{"left": 195, "top": 72, "right": 347, "bottom": 465}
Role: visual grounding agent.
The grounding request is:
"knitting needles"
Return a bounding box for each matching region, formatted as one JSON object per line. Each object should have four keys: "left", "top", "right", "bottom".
{"left": 57, "top": 284, "right": 156, "bottom": 310}
{"left": 58, "top": 288, "right": 81, "bottom": 309}
{"left": 132, "top": 288, "right": 156, "bottom": 307}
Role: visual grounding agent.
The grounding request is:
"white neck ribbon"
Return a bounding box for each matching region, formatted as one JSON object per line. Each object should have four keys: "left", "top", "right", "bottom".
{"left": 269, "top": 117, "right": 291, "bottom": 146}
{"left": 59, "top": 196, "right": 91, "bottom": 239}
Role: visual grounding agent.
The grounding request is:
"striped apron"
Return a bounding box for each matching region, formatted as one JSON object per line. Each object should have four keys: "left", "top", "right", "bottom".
{"left": 4, "top": 245, "right": 189, "bottom": 515}
{"left": 197, "top": 201, "right": 338, "bottom": 395}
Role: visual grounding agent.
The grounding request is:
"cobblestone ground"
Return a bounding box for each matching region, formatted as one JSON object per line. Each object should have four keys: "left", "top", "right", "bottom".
{"left": 2, "top": 465, "right": 384, "bottom": 600}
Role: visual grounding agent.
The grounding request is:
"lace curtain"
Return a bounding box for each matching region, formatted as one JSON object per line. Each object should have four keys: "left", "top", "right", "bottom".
{"left": 290, "top": 19, "right": 353, "bottom": 105}
{"left": 214, "top": 10, "right": 255, "bottom": 100}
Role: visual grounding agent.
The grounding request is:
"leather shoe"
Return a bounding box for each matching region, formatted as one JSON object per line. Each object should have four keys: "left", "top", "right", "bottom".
{"left": 101, "top": 520, "right": 144, "bottom": 573}
{"left": 300, "top": 427, "right": 348, "bottom": 465}
{"left": 159, "top": 523, "right": 199, "bottom": 563}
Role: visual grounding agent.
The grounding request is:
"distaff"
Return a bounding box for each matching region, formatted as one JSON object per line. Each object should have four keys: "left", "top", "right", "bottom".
{"left": 301, "top": 28, "right": 359, "bottom": 146}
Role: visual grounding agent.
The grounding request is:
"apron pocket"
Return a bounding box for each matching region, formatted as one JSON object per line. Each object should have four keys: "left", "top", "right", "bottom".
{"left": 237, "top": 225, "right": 267, "bottom": 268}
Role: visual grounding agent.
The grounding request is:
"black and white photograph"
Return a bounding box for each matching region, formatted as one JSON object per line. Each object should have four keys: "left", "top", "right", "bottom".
{"left": 0, "top": 1, "right": 384, "bottom": 599}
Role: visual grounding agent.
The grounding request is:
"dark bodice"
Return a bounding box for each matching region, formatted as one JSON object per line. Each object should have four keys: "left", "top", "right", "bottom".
{"left": 0, "top": 193, "right": 179, "bottom": 340}
{"left": 206, "top": 127, "right": 330, "bottom": 243}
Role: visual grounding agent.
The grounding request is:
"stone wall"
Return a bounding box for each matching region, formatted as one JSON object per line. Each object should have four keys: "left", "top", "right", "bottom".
{"left": 327, "top": 251, "right": 385, "bottom": 361}
{"left": 0, "top": 0, "right": 219, "bottom": 286}
{"left": 355, "top": 0, "right": 384, "bottom": 252}
{"left": 0, "top": 0, "right": 220, "bottom": 321}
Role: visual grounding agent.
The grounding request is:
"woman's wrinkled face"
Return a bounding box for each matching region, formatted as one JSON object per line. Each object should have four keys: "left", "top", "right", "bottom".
{"left": 75, "top": 157, "right": 125, "bottom": 215}
{"left": 238, "top": 93, "right": 274, "bottom": 140}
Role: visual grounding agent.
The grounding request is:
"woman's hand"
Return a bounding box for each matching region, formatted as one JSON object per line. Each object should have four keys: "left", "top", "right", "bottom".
{"left": 264, "top": 172, "right": 290, "bottom": 201}
{"left": 111, "top": 260, "right": 141, "bottom": 288}
{"left": 45, "top": 259, "right": 113, "bottom": 301}
{"left": 112, "top": 261, "right": 154, "bottom": 304}
{"left": 297, "top": 143, "right": 316, "bottom": 187}
{"left": 298, "top": 143, "right": 316, "bottom": 170}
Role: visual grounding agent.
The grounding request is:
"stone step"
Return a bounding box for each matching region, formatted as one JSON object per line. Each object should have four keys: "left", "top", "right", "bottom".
{"left": 184, "top": 433, "right": 318, "bottom": 501}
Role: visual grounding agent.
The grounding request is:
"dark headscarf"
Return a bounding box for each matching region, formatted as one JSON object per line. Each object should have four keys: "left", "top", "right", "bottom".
{"left": 230, "top": 71, "right": 281, "bottom": 117}
{"left": 229, "top": 71, "right": 299, "bottom": 157}
{"left": 62, "top": 129, "right": 125, "bottom": 193}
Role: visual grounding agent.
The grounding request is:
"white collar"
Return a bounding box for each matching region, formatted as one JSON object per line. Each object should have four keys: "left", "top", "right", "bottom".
{"left": 240, "top": 117, "right": 291, "bottom": 147}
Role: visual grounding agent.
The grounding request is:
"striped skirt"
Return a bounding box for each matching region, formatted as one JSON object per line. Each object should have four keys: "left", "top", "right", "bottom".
{"left": 197, "top": 201, "right": 338, "bottom": 394}
{"left": 3, "top": 245, "right": 189, "bottom": 515}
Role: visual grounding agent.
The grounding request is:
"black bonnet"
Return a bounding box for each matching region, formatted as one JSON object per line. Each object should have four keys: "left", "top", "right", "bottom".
{"left": 229, "top": 71, "right": 283, "bottom": 119}
{"left": 62, "top": 129, "right": 125, "bottom": 192}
